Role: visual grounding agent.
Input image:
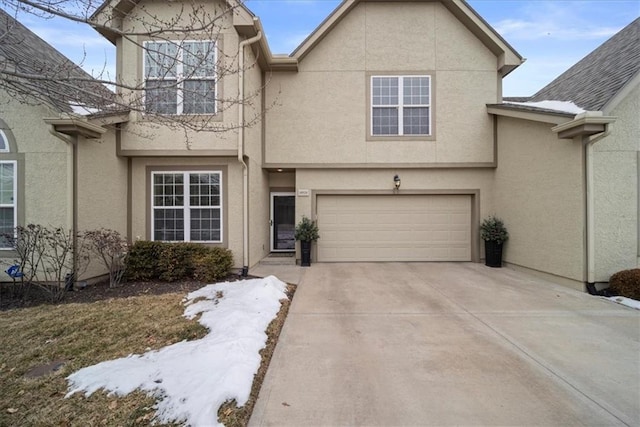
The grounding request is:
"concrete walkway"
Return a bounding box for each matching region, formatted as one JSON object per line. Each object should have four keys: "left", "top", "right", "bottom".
{"left": 250, "top": 262, "right": 640, "bottom": 426}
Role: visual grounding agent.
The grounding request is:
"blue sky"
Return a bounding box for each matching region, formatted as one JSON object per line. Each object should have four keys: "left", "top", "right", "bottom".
{"left": 13, "top": 0, "right": 640, "bottom": 96}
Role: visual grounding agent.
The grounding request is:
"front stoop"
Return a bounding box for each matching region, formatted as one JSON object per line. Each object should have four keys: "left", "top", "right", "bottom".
{"left": 259, "top": 253, "right": 296, "bottom": 266}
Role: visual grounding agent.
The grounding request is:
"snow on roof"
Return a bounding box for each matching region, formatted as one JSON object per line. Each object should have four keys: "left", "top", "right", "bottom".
{"left": 66, "top": 276, "right": 288, "bottom": 426}
{"left": 504, "top": 100, "right": 586, "bottom": 115}
{"left": 69, "top": 104, "right": 102, "bottom": 116}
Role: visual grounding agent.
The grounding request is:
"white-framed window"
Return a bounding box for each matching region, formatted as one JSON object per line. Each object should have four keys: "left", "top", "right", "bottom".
{"left": 144, "top": 40, "right": 217, "bottom": 115}
{"left": 151, "top": 171, "right": 222, "bottom": 243}
{"left": 0, "top": 130, "right": 9, "bottom": 152}
{"left": 371, "top": 75, "right": 431, "bottom": 136}
{"left": 0, "top": 161, "right": 16, "bottom": 249}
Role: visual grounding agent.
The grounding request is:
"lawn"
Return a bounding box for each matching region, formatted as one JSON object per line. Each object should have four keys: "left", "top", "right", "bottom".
{"left": 0, "top": 280, "right": 294, "bottom": 426}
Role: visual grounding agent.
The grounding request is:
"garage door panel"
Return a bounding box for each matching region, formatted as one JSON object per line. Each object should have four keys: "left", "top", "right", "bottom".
{"left": 317, "top": 195, "right": 472, "bottom": 262}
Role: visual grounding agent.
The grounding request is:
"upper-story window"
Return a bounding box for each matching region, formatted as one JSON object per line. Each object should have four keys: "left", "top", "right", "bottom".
{"left": 371, "top": 76, "right": 431, "bottom": 136}
{"left": 144, "top": 40, "right": 217, "bottom": 115}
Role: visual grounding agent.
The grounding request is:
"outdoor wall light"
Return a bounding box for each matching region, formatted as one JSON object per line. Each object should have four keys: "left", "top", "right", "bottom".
{"left": 394, "top": 174, "right": 401, "bottom": 190}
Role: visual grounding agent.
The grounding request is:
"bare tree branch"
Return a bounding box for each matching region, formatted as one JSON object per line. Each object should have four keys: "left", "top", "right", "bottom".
{"left": 0, "top": 0, "right": 274, "bottom": 137}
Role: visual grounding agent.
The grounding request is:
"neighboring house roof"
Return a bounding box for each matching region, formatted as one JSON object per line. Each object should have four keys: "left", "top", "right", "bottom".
{"left": 291, "top": 0, "right": 524, "bottom": 76}
{"left": 0, "top": 8, "right": 113, "bottom": 113}
{"left": 487, "top": 102, "right": 576, "bottom": 118}
{"left": 502, "top": 96, "right": 531, "bottom": 103}
{"left": 528, "top": 17, "right": 640, "bottom": 111}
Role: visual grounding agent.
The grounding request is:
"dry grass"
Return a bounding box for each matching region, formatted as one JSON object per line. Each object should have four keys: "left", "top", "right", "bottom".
{"left": 0, "top": 282, "right": 296, "bottom": 427}
{"left": 0, "top": 292, "right": 207, "bottom": 426}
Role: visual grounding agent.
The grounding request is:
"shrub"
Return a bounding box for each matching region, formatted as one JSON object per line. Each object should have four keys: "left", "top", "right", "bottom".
{"left": 125, "top": 241, "right": 233, "bottom": 283}
{"left": 158, "top": 243, "right": 210, "bottom": 282}
{"left": 480, "top": 216, "right": 509, "bottom": 244}
{"left": 84, "top": 229, "right": 128, "bottom": 288}
{"left": 192, "top": 248, "right": 234, "bottom": 283}
{"left": 609, "top": 269, "right": 640, "bottom": 300}
{"left": 125, "top": 241, "right": 164, "bottom": 281}
{"left": 294, "top": 216, "right": 319, "bottom": 242}
{"left": 11, "top": 225, "right": 90, "bottom": 302}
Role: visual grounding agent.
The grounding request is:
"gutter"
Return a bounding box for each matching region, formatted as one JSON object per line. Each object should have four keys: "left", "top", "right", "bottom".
{"left": 238, "top": 22, "right": 263, "bottom": 277}
{"left": 551, "top": 112, "right": 616, "bottom": 292}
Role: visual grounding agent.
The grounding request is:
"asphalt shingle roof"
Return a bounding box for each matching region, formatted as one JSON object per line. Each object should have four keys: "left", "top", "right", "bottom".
{"left": 0, "top": 8, "right": 113, "bottom": 113}
{"left": 529, "top": 17, "right": 640, "bottom": 111}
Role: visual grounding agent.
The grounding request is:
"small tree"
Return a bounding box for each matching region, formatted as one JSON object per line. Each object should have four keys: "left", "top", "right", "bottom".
{"left": 294, "top": 216, "right": 320, "bottom": 242}
{"left": 84, "top": 229, "right": 128, "bottom": 288}
{"left": 480, "top": 216, "right": 509, "bottom": 244}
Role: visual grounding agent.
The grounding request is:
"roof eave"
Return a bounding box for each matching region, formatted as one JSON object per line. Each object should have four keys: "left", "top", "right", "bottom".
{"left": 551, "top": 112, "right": 617, "bottom": 139}
{"left": 486, "top": 104, "right": 574, "bottom": 125}
{"left": 446, "top": 0, "right": 524, "bottom": 72}
{"left": 291, "top": 0, "right": 524, "bottom": 74}
{"left": 44, "top": 117, "right": 107, "bottom": 139}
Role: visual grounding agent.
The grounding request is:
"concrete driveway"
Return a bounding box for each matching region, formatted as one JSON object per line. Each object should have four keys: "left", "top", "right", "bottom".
{"left": 249, "top": 263, "right": 640, "bottom": 426}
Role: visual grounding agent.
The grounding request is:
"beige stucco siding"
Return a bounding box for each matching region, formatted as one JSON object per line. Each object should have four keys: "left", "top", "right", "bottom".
{"left": 76, "top": 132, "right": 129, "bottom": 279}
{"left": 117, "top": 0, "right": 242, "bottom": 153}
{"left": 77, "top": 134, "right": 128, "bottom": 233}
{"left": 130, "top": 157, "right": 245, "bottom": 268}
{"left": 0, "top": 93, "right": 70, "bottom": 274}
{"left": 265, "top": 2, "right": 498, "bottom": 166}
{"left": 493, "top": 116, "right": 585, "bottom": 287}
{"left": 0, "top": 94, "right": 69, "bottom": 228}
{"left": 593, "top": 83, "right": 640, "bottom": 281}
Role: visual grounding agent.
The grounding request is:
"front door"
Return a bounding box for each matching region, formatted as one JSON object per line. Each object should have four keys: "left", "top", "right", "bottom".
{"left": 270, "top": 192, "right": 295, "bottom": 252}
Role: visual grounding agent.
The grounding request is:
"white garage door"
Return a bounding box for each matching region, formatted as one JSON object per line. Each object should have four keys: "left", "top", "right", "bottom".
{"left": 316, "top": 194, "right": 472, "bottom": 262}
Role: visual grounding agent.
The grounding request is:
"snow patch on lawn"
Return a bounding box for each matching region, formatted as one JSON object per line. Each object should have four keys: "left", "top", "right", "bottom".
{"left": 504, "top": 100, "right": 586, "bottom": 114}
{"left": 606, "top": 296, "right": 640, "bottom": 310}
{"left": 66, "top": 276, "right": 288, "bottom": 426}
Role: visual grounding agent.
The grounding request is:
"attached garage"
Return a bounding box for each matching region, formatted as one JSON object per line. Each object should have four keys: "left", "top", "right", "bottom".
{"left": 316, "top": 194, "right": 472, "bottom": 262}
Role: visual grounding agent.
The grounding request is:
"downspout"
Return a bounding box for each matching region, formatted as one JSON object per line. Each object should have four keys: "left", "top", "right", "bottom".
{"left": 584, "top": 128, "right": 610, "bottom": 294}
{"left": 238, "top": 25, "right": 263, "bottom": 277}
{"left": 49, "top": 128, "right": 78, "bottom": 289}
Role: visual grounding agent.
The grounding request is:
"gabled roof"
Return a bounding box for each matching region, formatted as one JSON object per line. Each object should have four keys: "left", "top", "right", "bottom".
{"left": 291, "top": 0, "right": 524, "bottom": 76}
{"left": 529, "top": 17, "right": 640, "bottom": 112}
{"left": 0, "top": 8, "right": 113, "bottom": 113}
{"left": 91, "top": 0, "right": 256, "bottom": 44}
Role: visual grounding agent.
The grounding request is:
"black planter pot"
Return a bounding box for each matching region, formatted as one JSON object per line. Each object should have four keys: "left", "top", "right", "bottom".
{"left": 484, "top": 240, "right": 504, "bottom": 268}
{"left": 300, "top": 240, "right": 312, "bottom": 267}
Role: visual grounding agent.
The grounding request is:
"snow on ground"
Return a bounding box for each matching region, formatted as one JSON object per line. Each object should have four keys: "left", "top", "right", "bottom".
{"left": 504, "top": 100, "right": 586, "bottom": 114}
{"left": 66, "top": 276, "right": 288, "bottom": 426}
{"left": 606, "top": 296, "right": 640, "bottom": 310}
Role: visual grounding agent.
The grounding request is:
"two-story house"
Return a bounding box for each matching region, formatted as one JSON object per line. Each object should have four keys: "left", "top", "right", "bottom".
{"left": 0, "top": 8, "right": 123, "bottom": 279}
{"left": 31, "top": 1, "right": 640, "bottom": 291}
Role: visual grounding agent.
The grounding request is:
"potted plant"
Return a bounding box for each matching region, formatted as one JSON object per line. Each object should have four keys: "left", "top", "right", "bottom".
{"left": 295, "top": 216, "right": 320, "bottom": 267}
{"left": 480, "top": 216, "right": 508, "bottom": 268}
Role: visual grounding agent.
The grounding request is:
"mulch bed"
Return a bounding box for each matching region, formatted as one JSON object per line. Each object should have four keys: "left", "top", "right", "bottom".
{"left": 0, "top": 274, "right": 259, "bottom": 311}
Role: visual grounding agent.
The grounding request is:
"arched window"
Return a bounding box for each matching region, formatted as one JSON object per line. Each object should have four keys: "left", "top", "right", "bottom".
{"left": 0, "top": 129, "right": 9, "bottom": 152}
